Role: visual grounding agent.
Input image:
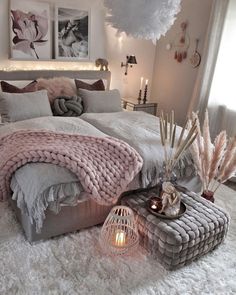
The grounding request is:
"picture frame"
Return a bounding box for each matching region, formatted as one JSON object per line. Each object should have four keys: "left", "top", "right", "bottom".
{"left": 55, "top": 5, "right": 90, "bottom": 61}
{"left": 9, "top": 0, "right": 51, "bottom": 60}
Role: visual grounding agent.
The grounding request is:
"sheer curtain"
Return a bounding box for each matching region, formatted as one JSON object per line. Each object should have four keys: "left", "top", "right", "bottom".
{"left": 208, "top": 0, "right": 236, "bottom": 138}
{"left": 188, "top": 0, "right": 229, "bottom": 123}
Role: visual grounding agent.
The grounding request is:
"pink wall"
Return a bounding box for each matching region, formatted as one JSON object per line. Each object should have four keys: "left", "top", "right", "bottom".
{"left": 151, "top": 0, "right": 213, "bottom": 125}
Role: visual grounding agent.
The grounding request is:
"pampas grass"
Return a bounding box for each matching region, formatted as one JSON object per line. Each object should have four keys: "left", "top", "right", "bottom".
{"left": 159, "top": 110, "right": 198, "bottom": 178}
{"left": 190, "top": 110, "right": 236, "bottom": 193}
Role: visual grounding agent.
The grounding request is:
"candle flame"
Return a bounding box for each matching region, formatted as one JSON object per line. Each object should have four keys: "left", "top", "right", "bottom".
{"left": 115, "top": 230, "right": 126, "bottom": 246}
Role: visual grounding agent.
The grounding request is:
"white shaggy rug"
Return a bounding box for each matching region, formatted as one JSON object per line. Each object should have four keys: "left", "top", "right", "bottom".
{"left": 0, "top": 185, "right": 236, "bottom": 295}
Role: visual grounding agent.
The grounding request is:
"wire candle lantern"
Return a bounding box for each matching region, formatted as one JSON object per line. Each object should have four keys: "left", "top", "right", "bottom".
{"left": 99, "top": 206, "right": 139, "bottom": 255}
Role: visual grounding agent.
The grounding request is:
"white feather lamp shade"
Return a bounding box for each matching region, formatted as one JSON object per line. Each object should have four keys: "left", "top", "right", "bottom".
{"left": 99, "top": 206, "right": 139, "bottom": 255}
{"left": 104, "top": 0, "right": 182, "bottom": 42}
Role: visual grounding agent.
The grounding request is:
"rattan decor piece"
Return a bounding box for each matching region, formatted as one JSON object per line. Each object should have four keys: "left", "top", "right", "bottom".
{"left": 99, "top": 206, "right": 139, "bottom": 255}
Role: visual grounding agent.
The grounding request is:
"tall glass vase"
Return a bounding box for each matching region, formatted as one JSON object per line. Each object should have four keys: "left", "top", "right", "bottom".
{"left": 158, "top": 164, "right": 177, "bottom": 196}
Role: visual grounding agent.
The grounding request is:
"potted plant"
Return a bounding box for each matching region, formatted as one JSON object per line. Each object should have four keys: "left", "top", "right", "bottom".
{"left": 190, "top": 111, "right": 236, "bottom": 202}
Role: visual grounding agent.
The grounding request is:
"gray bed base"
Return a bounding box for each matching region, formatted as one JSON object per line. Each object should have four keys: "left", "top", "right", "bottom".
{"left": 9, "top": 176, "right": 201, "bottom": 243}
{"left": 10, "top": 198, "right": 113, "bottom": 243}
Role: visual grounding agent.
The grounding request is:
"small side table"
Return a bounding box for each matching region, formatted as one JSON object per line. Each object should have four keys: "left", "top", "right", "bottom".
{"left": 122, "top": 98, "right": 157, "bottom": 116}
{"left": 121, "top": 187, "right": 230, "bottom": 270}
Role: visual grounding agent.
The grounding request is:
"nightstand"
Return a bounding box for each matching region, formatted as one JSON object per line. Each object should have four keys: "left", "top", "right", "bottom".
{"left": 122, "top": 98, "right": 157, "bottom": 116}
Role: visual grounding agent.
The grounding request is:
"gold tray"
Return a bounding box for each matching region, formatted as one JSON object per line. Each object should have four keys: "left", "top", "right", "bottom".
{"left": 146, "top": 197, "right": 186, "bottom": 219}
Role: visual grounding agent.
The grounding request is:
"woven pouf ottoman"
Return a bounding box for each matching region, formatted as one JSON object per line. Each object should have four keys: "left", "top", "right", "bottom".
{"left": 121, "top": 188, "right": 230, "bottom": 270}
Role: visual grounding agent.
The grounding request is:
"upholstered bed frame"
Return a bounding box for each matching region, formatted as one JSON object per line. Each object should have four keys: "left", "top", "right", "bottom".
{"left": 1, "top": 70, "right": 114, "bottom": 243}
{"left": 0, "top": 70, "right": 111, "bottom": 89}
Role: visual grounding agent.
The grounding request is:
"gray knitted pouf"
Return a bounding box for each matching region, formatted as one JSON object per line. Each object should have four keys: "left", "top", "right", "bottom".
{"left": 121, "top": 188, "right": 230, "bottom": 270}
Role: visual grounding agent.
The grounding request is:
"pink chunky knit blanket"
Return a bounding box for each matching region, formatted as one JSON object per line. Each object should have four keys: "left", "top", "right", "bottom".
{"left": 0, "top": 130, "right": 143, "bottom": 204}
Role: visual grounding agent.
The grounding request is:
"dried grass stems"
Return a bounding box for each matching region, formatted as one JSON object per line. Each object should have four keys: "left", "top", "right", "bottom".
{"left": 190, "top": 111, "right": 236, "bottom": 193}
{"left": 159, "top": 110, "right": 198, "bottom": 178}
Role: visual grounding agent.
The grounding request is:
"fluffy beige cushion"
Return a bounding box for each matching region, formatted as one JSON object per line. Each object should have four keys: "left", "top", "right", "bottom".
{"left": 37, "top": 77, "right": 77, "bottom": 104}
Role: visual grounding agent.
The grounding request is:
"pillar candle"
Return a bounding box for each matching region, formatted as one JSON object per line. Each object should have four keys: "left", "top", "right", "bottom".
{"left": 140, "top": 77, "right": 144, "bottom": 89}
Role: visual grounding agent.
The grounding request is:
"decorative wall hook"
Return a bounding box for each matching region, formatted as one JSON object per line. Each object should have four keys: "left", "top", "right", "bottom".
{"left": 190, "top": 39, "right": 201, "bottom": 68}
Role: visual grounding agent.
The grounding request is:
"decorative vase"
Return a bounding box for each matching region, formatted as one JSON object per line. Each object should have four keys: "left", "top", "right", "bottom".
{"left": 201, "top": 190, "right": 215, "bottom": 203}
{"left": 159, "top": 164, "right": 177, "bottom": 193}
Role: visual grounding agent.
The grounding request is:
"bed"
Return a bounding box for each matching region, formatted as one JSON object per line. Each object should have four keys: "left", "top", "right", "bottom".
{"left": 0, "top": 70, "right": 200, "bottom": 243}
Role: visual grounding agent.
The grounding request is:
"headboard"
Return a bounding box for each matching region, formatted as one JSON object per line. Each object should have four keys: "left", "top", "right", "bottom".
{"left": 0, "top": 70, "right": 111, "bottom": 90}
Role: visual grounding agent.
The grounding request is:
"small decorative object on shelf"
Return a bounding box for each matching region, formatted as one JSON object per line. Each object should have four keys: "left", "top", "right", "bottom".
{"left": 143, "top": 79, "right": 148, "bottom": 104}
{"left": 95, "top": 58, "right": 109, "bottom": 71}
{"left": 190, "top": 111, "right": 236, "bottom": 203}
{"left": 99, "top": 205, "right": 139, "bottom": 255}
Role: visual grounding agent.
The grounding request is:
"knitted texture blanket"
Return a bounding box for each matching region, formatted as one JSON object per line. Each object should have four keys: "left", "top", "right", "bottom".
{"left": 0, "top": 130, "right": 143, "bottom": 204}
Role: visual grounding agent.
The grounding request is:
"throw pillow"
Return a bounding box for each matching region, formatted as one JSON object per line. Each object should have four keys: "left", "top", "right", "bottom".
{"left": 52, "top": 96, "right": 83, "bottom": 117}
{"left": 37, "top": 77, "right": 77, "bottom": 104}
{"left": 75, "top": 79, "right": 105, "bottom": 91}
{"left": 0, "top": 90, "right": 53, "bottom": 122}
{"left": 1, "top": 80, "right": 38, "bottom": 93}
{"left": 78, "top": 89, "right": 122, "bottom": 113}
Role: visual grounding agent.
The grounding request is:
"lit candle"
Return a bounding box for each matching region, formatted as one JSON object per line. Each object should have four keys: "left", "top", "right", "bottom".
{"left": 140, "top": 77, "right": 144, "bottom": 90}
{"left": 151, "top": 204, "right": 157, "bottom": 210}
{"left": 115, "top": 230, "right": 126, "bottom": 246}
{"left": 145, "top": 79, "right": 149, "bottom": 86}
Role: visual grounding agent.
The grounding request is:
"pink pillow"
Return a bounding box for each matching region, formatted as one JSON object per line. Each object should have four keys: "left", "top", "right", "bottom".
{"left": 1, "top": 80, "right": 38, "bottom": 93}
{"left": 37, "top": 77, "right": 77, "bottom": 104}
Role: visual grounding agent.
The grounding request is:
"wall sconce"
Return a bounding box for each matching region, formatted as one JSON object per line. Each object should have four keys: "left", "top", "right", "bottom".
{"left": 121, "top": 55, "right": 137, "bottom": 75}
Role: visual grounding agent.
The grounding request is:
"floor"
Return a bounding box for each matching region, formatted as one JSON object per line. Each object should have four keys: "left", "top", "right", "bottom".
{"left": 225, "top": 180, "right": 236, "bottom": 191}
{"left": 1, "top": 183, "right": 235, "bottom": 294}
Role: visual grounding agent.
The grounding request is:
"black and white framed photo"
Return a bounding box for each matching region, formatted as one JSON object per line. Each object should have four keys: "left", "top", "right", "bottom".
{"left": 55, "top": 6, "right": 90, "bottom": 60}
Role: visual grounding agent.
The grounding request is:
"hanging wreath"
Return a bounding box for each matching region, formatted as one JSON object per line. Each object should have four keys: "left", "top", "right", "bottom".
{"left": 104, "top": 0, "right": 182, "bottom": 42}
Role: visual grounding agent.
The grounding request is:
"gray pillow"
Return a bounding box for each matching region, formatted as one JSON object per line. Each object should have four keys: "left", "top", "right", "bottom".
{"left": 79, "top": 89, "right": 122, "bottom": 113}
{"left": 53, "top": 96, "right": 83, "bottom": 117}
{"left": 0, "top": 90, "right": 52, "bottom": 122}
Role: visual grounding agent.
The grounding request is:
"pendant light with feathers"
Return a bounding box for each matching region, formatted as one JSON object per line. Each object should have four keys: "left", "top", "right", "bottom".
{"left": 104, "top": 0, "right": 182, "bottom": 42}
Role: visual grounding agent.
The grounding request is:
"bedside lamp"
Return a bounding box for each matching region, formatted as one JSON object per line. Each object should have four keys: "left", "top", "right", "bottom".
{"left": 121, "top": 55, "right": 137, "bottom": 75}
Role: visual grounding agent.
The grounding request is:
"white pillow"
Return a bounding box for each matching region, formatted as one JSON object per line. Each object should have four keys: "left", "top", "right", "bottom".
{"left": 79, "top": 89, "right": 122, "bottom": 113}
{"left": 0, "top": 90, "right": 53, "bottom": 122}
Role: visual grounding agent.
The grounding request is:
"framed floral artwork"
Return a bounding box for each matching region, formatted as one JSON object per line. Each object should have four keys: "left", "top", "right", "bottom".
{"left": 55, "top": 6, "right": 90, "bottom": 60}
{"left": 9, "top": 0, "right": 51, "bottom": 60}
